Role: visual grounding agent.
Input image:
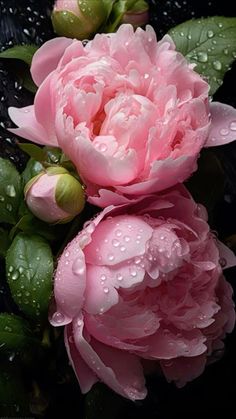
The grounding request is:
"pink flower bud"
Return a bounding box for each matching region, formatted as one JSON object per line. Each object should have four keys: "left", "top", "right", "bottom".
{"left": 52, "top": 0, "right": 112, "bottom": 39}
{"left": 25, "top": 168, "right": 85, "bottom": 223}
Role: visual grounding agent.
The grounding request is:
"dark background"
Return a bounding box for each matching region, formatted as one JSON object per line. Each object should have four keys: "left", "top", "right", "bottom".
{"left": 1, "top": 1, "right": 236, "bottom": 418}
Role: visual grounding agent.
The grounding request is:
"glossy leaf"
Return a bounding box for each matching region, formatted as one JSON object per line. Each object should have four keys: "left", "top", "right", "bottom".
{"left": 169, "top": 17, "right": 236, "bottom": 94}
{"left": 6, "top": 233, "right": 54, "bottom": 321}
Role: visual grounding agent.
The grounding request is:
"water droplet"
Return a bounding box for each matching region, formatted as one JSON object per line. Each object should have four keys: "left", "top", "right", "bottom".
{"left": 230, "top": 121, "right": 236, "bottom": 131}
{"left": 212, "top": 60, "right": 222, "bottom": 70}
{"left": 218, "top": 22, "right": 223, "bottom": 28}
{"left": 0, "top": 195, "right": 4, "bottom": 202}
{"left": 144, "top": 73, "right": 149, "bottom": 79}
{"left": 180, "top": 31, "right": 184, "bottom": 37}
{"left": 36, "top": 256, "right": 40, "bottom": 261}
{"left": 232, "top": 52, "right": 236, "bottom": 59}
{"left": 72, "top": 258, "right": 85, "bottom": 275}
{"left": 52, "top": 311, "right": 65, "bottom": 324}
{"left": 100, "top": 274, "right": 106, "bottom": 281}
{"left": 207, "top": 30, "right": 214, "bottom": 38}
{"left": 8, "top": 266, "right": 14, "bottom": 273}
{"left": 19, "top": 267, "right": 24, "bottom": 275}
{"left": 98, "top": 143, "right": 107, "bottom": 152}
{"left": 108, "top": 253, "right": 114, "bottom": 261}
{"left": 116, "top": 273, "right": 123, "bottom": 281}
{"left": 134, "top": 257, "right": 141, "bottom": 265}
{"left": 25, "top": 291, "right": 30, "bottom": 297}
{"left": 197, "top": 52, "right": 208, "bottom": 62}
{"left": 219, "top": 257, "right": 227, "bottom": 268}
{"left": 104, "top": 287, "right": 109, "bottom": 294}
{"left": 77, "top": 319, "right": 82, "bottom": 327}
{"left": 187, "top": 34, "right": 192, "bottom": 40}
{"left": 116, "top": 229, "right": 122, "bottom": 237}
{"left": 130, "top": 269, "right": 137, "bottom": 277}
{"left": 6, "top": 203, "right": 12, "bottom": 212}
{"left": 120, "top": 246, "right": 126, "bottom": 252}
{"left": 220, "top": 128, "right": 229, "bottom": 136}
{"left": 224, "top": 48, "right": 229, "bottom": 55}
{"left": 124, "top": 235, "right": 130, "bottom": 242}
{"left": 65, "top": 251, "right": 70, "bottom": 257}
{"left": 6, "top": 184, "right": 16, "bottom": 197}
{"left": 112, "top": 239, "right": 120, "bottom": 247}
{"left": 11, "top": 271, "right": 19, "bottom": 280}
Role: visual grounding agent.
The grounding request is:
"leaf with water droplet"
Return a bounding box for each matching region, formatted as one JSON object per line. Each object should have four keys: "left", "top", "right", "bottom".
{"left": 0, "top": 313, "right": 38, "bottom": 352}
{"left": 0, "top": 158, "right": 22, "bottom": 224}
{"left": 6, "top": 233, "right": 53, "bottom": 321}
{"left": 168, "top": 17, "right": 236, "bottom": 94}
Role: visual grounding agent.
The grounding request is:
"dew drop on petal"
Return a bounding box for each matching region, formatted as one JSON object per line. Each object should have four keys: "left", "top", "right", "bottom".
{"left": 112, "top": 239, "right": 120, "bottom": 247}
{"left": 52, "top": 312, "right": 65, "bottom": 324}
{"left": 230, "top": 121, "right": 236, "bottom": 131}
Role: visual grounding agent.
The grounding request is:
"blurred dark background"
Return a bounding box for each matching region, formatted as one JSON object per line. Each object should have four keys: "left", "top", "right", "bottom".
{"left": 1, "top": 1, "right": 236, "bottom": 418}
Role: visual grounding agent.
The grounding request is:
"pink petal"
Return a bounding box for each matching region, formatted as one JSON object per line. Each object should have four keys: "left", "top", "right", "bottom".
{"left": 52, "top": 235, "right": 87, "bottom": 321}
{"left": 31, "top": 37, "right": 73, "bottom": 86}
{"left": 8, "top": 105, "right": 52, "bottom": 145}
{"left": 83, "top": 215, "right": 153, "bottom": 266}
{"left": 217, "top": 240, "right": 236, "bottom": 269}
{"left": 206, "top": 102, "right": 236, "bottom": 147}
{"left": 73, "top": 315, "right": 147, "bottom": 400}
{"left": 34, "top": 73, "right": 58, "bottom": 145}
{"left": 161, "top": 354, "right": 206, "bottom": 387}
{"left": 84, "top": 263, "right": 145, "bottom": 314}
{"left": 77, "top": 134, "right": 139, "bottom": 186}
{"left": 139, "top": 327, "right": 207, "bottom": 359}
{"left": 64, "top": 324, "right": 98, "bottom": 393}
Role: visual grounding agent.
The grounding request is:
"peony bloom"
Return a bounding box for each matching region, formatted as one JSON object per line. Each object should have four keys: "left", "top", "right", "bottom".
{"left": 9, "top": 25, "right": 236, "bottom": 207}
{"left": 25, "top": 167, "right": 85, "bottom": 223}
{"left": 50, "top": 185, "right": 236, "bottom": 399}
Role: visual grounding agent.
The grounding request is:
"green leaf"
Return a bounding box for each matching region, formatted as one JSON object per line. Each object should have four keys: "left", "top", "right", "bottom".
{"left": 9, "top": 214, "right": 57, "bottom": 242}
{"left": 168, "top": 17, "right": 236, "bottom": 95}
{"left": 6, "top": 233, "right": 54, "bottom": 321}
{"left": 0, "top": 313, "right": 37, "bottom": 352}
{"left": 18, "top": 143, "right": 46, "bottom": 161}
{"left": 0, "top": 44, "right": 38, "bottom": 66}
{"left": 0, "top": 228, "right": 10, "bottom": 258}
{"left": 0, "top": 157, "right": 22, "bottom": 224}
{"left": 21, "top": 158, "right": 44, "bottom": 186}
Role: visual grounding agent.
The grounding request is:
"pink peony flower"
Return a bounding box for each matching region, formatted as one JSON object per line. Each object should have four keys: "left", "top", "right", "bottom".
{"left": 8, "top": 24, "right": 236, "bottom": 207}
{"left": 49, "top": 185, "right": 236, "bottom": 399}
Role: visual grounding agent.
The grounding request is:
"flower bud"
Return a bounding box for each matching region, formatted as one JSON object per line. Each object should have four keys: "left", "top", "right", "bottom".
{"left": 121, "top": 0, "right": 149, "bottom": 27}
{"left": 52, "top": 0, "right": 112, "bottom": 39}
{"left": 25, "top": 167, "right": 85, "bottom": 223}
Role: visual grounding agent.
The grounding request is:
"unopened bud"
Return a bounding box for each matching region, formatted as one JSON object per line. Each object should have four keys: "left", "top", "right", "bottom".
{"left": 52, "top": 0, "right": 112, "bottom": 39}
{"left": 25, "top": 167, "right": 85, "bottom": 223}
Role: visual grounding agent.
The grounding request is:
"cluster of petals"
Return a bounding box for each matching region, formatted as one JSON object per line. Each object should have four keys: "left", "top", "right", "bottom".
{"left": 9, "top": 24, "right": 236, "bottom": 206}
{"left": 50, "top": 186, "right": 236, "bottom": 400}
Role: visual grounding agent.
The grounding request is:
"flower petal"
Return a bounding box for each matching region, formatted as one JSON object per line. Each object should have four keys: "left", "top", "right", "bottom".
{"left": 31, "top": 37, "right": 73, "bottom": 86}
{"left": 64, "top": 324, "right": 98, "bottom": 393}
{"left": 206, "top": 102, "right": 236, "bottom": 147}
{"left": 73, "top": 315, "right": 147, "bottom": 400}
